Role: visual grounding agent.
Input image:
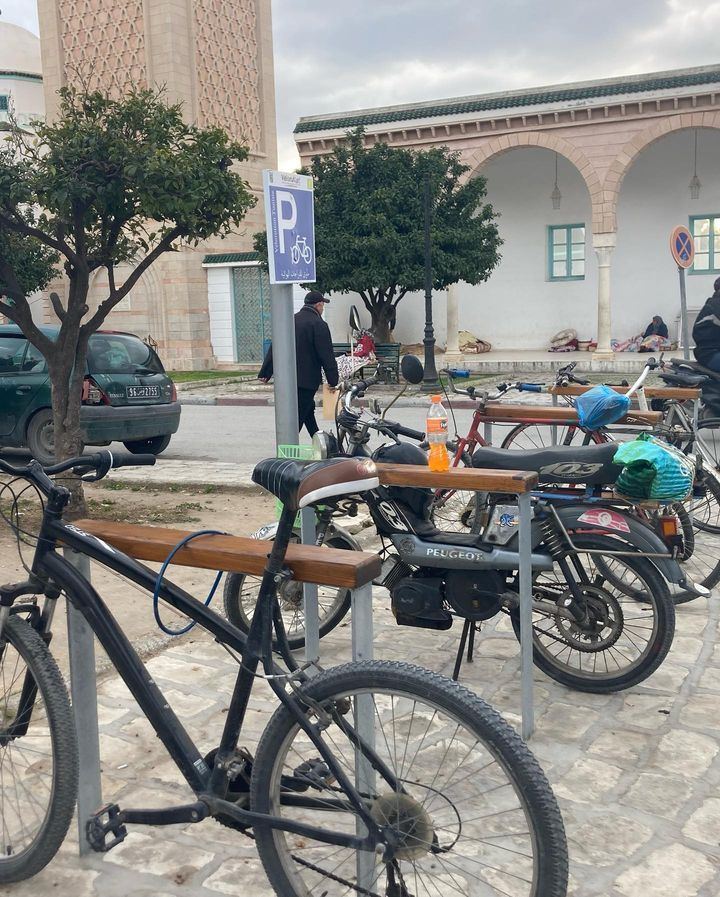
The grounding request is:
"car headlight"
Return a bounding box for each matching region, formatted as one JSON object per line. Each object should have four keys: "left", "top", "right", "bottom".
{"left": 312, "top": 431, "right": 330, "bottom": 460}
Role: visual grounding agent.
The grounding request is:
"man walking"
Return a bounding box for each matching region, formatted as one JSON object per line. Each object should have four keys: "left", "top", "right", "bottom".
{"left": 259, "top": 290, "right": 339, "bottom": 436}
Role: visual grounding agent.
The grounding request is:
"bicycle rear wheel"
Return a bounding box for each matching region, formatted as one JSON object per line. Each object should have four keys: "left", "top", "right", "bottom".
{"left": 501, "top": 422, "right": 594, "bottom": 450}
{"left": 223, "top": 534, "right": 352, "bottom": 650}
{"left": 251, "top": 661, "right": 568, "bottom": 897}
{"left": 0, "top": 616, "right": 78, "bottom": 883}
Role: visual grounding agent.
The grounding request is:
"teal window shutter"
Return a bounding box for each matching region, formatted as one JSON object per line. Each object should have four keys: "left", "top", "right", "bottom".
{"left": 548, "top": 224, "right": 585, "bottom": 281}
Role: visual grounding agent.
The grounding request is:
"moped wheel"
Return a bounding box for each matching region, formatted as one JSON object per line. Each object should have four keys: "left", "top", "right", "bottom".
{"left": 251, "top": 661, "right": 568, "bottom": 897}
{"left": 223, "top": 533, "right": 353, "bottom": 650}
{"left": 0, "top": 616, "right": 78, "bottom": 883}
{"left": 510, "top": 534, "right": 675, "bottom": 693}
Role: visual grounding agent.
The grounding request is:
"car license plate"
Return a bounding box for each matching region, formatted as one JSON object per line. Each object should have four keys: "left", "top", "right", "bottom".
{"left": 127, "top": 385, "right": 160, "bottom": 399}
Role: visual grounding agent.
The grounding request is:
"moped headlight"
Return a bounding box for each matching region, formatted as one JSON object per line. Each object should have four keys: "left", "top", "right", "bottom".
{"left": 312, "top": 431, "right": 330, "bottom": 460}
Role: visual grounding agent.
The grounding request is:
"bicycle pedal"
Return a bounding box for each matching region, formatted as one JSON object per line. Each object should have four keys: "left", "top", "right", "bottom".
{"left": 86, "top": 803, "right": 128, "bottom": 852}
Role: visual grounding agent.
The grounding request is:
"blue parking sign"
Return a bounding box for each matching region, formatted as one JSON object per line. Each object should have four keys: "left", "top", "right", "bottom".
{"left": 263, "top": 170, "right": 316, "bottom": 284}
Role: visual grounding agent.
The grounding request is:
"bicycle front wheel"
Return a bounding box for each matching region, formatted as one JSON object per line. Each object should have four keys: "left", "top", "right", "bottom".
{"left": 251, "top": 661, "right": 568, "bottom": 897}
{"left": 0, "top": 616, "right": 78, "bottom": 883}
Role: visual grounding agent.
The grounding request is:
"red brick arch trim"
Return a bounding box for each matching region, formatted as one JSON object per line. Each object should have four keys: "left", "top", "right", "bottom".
{"left": 463, "top": 132, "right": 604, "bottom": 231}
{"left": 604, "top": 113, "right": 720, "bottom": 232}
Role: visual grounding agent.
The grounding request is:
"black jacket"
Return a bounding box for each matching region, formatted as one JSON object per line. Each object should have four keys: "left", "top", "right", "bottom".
{"left": 259, "top": 305, "right": 339, "bottom": 390}
{"left": 693, "top": 291, "right": 720, "bottom": 364}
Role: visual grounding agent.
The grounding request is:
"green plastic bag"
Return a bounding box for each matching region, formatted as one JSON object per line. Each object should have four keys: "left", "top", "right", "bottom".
{"left": 614, "top": 433, "right": 695, "bottom": 502}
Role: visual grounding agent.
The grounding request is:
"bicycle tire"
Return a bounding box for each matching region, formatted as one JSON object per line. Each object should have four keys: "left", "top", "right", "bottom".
{"left": 0, "top": 616, "right": 78, "bottom": 883}
{"left": 501, "top": 422, "right": 596, "bottom": 450}
{"left": 251, "top": 661, "right": 568, "bottom": 897}
{"left": 430, "top": 451, "right": 481, "bottom": 533}
{"left": 509, "top": 534, "right": 675, "bottom": 693}
{"left": 223, "top": 534, "right": 353, "bottom": 650}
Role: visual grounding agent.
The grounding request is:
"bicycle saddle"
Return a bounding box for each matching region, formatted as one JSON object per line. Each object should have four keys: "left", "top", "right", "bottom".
{"left": 252, "top": 457, "right": 379, "bottom": 510}
{"left": 668, "top": 359, "right": 720, "bottom": 382}
{"left": 472, "top": 443, "right": 621, "bottom": 486}
{"left": 660, "top": 369, "right": 708, "bottom": 387}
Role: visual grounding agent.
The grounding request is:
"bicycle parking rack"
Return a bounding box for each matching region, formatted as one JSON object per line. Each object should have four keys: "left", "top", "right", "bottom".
{"left": 67, "top": 461, "right": 539, "bottom": 855}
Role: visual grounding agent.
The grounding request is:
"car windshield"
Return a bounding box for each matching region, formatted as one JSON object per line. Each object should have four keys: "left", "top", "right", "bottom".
{"left": 88, "top": 334, "right": 164, "bottom": 375}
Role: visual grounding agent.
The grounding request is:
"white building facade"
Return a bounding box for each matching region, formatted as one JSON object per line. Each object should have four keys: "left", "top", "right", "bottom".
{"left": 293, "top": 66, "right": 720, "bottom": 359}
{"left": 0, "top": 22, "right": 45, "bottom": 130}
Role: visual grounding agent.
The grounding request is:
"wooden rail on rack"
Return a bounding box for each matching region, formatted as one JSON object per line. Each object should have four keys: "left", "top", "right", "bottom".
{"left": 376, "top": 463, "right": 538, "bottom": 493}
{"left": 550, "top": 384, "right": 701, "bottom": 400}
{"left": 475, "top": 402, "right": 662, "bottom": 427}
{"left": 72, "top": 520, "right": 380, "bottom": 589}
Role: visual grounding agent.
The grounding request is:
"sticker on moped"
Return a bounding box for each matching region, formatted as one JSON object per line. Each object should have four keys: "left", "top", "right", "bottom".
{"left": 577, "top": 509, "right": 630, "bottom": 533}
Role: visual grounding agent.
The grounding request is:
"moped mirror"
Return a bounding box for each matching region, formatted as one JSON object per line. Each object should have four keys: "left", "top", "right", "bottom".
{"left": 400, "top": 355, "right": 424, "bottom": 385}
{"left": 349, "top": 305, "right": 362, "bottom": 333}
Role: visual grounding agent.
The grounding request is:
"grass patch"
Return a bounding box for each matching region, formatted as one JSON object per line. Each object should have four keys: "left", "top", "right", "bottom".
{"left": 170, "top": 370, "right": 256, "bottom": 383}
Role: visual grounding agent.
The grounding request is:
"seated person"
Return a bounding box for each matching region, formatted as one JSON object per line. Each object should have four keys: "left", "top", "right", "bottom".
{"left": 643, "top": 315, "right": 669, "bottom": 340}
{"left": 693, "top": 276, "right": 720, "bottom": 371}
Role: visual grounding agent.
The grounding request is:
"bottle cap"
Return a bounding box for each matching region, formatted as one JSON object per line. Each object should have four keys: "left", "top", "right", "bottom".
{"left": 431, "top": 395, "right": 441, "bottom": 402}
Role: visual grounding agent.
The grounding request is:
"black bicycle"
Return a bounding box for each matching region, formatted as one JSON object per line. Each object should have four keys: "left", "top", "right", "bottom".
{"left": 0, "top": 450, "right": 568, "bottom": 897}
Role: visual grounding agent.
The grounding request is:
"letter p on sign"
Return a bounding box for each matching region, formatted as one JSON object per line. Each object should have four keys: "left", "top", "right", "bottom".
{"left": 275, "top": 191, "right": 297, "bottom": 254}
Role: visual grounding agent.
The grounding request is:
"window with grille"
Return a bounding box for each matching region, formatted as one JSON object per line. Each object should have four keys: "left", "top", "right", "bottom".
{"left": 548, "top": 224, "right": 585, "bottom": 281}
{"left": 690, "top": 215, "right": 720, "bottom": 274}
{"left": 0, "top": 96, "right": 8, "bottom": 112}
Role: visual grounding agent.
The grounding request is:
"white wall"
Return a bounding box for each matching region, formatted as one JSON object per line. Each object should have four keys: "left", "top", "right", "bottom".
{"left": 614, "top": 128, "right": 720, "bottom": 339}
{"left": 207, "top": 267, "right": 234, "bottom": 362}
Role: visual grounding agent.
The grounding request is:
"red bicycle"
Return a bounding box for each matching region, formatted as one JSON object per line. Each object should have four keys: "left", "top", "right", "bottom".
{"left": 432, "top": 364, "right": 720, "bottom": 597}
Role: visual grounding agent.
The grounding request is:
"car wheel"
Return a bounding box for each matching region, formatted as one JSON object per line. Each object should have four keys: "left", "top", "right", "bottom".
{"left": 26, "top": 409, "right": 57, "bottom": 465}
{"left": 123, "top": 435, "right": 171, "bottom": 455}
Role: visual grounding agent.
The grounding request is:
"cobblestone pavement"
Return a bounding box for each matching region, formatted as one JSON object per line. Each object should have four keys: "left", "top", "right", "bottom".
{"left": 8, "top": 581, "right": 720, "bottom": 897}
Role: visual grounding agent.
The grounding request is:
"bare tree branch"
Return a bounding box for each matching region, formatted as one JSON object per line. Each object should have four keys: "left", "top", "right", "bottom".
{"left": 0, "top": 210, "right": 80, "bottom": 267}
{"left": 81, "top": 227, "right": 182, "bottom": 334}
{"left": 49, "top": 291, "right": 67, "bottom": 321}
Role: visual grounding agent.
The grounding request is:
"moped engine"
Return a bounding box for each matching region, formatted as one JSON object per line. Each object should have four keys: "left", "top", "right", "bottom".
{"left": 444, "top": 570, "right": 504, "bottom": 620}
{"left": 390, "top": 575, "right": 452, "bottom": 630}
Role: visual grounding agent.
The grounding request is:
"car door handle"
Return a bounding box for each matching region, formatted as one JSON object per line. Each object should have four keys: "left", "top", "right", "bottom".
{"left": 15, "top": 386, "right": 32, "bottom": 394}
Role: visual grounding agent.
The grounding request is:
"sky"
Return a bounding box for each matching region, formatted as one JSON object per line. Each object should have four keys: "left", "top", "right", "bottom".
{"left": 4, "top": 0, "right": 720, "bottom": 168}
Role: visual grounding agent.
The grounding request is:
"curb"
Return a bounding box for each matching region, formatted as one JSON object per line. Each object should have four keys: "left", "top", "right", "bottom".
{"left": 180, "top": 395, "right": 479, "bottom": 410}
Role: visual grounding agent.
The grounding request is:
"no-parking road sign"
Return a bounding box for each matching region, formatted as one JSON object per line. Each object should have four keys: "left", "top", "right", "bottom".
{"left": 263, "top": 170, "right": 316, "bottom": 284}
{"left": 670, "top": 225, "right": 695, "bottom": 269}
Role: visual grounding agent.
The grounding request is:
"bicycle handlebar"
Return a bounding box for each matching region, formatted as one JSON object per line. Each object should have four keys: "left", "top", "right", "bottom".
{"left": 0, "top": 449, "right": 156, "bottom": 493}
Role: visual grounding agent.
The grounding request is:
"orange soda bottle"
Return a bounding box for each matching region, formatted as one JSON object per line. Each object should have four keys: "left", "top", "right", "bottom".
{"left": 426, "top": 395, "right": 449, "bottom": 471}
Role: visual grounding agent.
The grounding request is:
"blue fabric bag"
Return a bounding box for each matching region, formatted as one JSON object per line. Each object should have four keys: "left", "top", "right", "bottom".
{"left": 575, "top": 385, "right": 630, "bottom": 430}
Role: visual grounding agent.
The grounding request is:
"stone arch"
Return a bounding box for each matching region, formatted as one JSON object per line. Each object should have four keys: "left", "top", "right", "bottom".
{"left": 462, "top": 132, "right": 605, "bottom": 232}
{"left": 603, "top": 112, "right": 720, "bottom": 232}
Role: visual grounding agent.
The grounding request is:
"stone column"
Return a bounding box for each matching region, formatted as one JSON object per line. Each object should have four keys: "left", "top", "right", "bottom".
{"left": 444, "top": 282, "right": 462, "bottom": 365}
{"left": 592, "top": 233, "right": 617, "bottom": 361}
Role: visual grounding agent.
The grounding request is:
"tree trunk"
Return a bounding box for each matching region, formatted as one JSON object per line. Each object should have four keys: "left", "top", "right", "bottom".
{"left": 369, "top": 300, "right": 396, "bottom": 343}
{"left": 46, "top": 347, "right": 88, "bottom": 518}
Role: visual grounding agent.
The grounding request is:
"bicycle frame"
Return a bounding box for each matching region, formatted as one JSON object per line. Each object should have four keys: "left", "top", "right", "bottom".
{"left": 1, "top": 499, "right": 391, "bottom": 849}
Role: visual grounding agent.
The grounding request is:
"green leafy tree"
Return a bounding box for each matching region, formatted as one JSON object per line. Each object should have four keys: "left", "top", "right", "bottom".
{"left": 0, "top": 86, "right": 256, "bottom": 481}
{"left": 255, "top": 130, "right": 501, "bottom": 341}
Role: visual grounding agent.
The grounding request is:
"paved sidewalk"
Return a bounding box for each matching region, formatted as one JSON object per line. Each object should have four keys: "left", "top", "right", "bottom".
{"left": 11, "top": 583, "right": 720, "bottom": 897}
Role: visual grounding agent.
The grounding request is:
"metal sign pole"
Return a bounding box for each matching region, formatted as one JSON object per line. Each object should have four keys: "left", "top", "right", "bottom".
{"left": 678, "top": 266, "right": 690, "bottom": 361}
{"left": 263, "top": 171, "right": 320, "bottom": 660}
{"left": 269, "top": 283, "right": 299, "bottom": 445}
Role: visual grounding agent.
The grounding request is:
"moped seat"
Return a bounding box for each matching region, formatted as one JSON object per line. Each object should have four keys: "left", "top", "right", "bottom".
{"left": 472, "top": 443, "right": 621, "bottom": 486}
{"left": 669, "top": 359, "right": 720, "bottom": 382}
{"left": 252, "top": 457, "right": 379, "bottom": 511}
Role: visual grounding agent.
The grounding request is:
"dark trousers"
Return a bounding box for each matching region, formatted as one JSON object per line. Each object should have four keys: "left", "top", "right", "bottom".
{"left": 700, "top": 350, "right": 720, "bottom": 372}
{"left": 297, "top": 387, "right": 319, "bottom": 437}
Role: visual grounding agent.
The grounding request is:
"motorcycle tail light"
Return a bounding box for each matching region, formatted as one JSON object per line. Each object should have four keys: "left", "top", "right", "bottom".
{"left": 658, "top": 515, "right": 679, "bottom": 539}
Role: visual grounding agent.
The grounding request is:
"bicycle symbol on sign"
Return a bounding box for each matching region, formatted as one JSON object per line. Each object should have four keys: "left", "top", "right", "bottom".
{"left": 290, "top": 235, "right": 312, "bottom": 265}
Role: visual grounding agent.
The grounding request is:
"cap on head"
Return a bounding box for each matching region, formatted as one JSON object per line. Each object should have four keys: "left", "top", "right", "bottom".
{"left": 714, "top": 276, "right": 720, "bottom": 292}
{"left": 304, "top": 290, "right": 329, "bottom": 305}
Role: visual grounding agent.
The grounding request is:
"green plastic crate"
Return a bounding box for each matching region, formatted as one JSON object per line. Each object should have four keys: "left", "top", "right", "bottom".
{"left": 276, "top": 444, "right": 315, "bottom": 523}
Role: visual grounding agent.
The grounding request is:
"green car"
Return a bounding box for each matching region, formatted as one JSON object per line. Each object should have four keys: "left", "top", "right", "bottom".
{"left": 0, "top": 325, "right": 181, "bottom": 465}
